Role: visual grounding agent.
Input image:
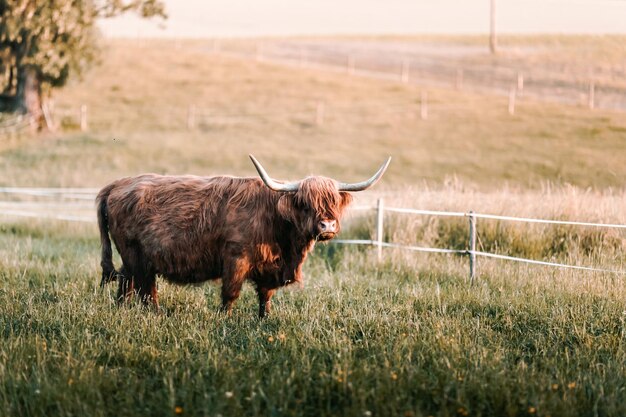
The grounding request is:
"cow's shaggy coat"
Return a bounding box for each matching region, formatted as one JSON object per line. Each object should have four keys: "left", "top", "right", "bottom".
{"left": 98, "top": 155, "right": 390, "bottom": 317}
{"left": 97, "top": 173, "right": 353, "bottom": 317}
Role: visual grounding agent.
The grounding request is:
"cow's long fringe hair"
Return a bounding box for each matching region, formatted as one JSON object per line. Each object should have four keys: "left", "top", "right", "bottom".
{"left": 295, "top": 177, "right": 352, "bottom": 220}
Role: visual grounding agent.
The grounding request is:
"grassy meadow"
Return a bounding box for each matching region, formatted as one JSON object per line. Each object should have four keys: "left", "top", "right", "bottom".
{"left": 1, "top": 36, "right": 626, "bottom": 416}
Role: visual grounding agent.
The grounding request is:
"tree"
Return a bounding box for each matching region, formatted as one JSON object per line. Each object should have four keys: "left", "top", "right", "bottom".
{"left": 0, "top": 0, "right": 166, "bottom": 128}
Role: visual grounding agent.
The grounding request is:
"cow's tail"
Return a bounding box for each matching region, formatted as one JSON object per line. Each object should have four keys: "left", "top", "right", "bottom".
{"left": 96, "top": 184, "right": 118, "bottom": 287}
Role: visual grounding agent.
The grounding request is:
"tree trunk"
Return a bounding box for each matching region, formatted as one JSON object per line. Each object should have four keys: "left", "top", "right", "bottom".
{"left": 16, "top": 65, "right": 44, "bottom": 129}
{"left": 2, "top": 64, "right": 14, "bottom": 95}
{"left": 17, "top": 65, "right": 42, "bottom": 114}
{"left": 0, "top": 64, "right": 46, "bottom": 130}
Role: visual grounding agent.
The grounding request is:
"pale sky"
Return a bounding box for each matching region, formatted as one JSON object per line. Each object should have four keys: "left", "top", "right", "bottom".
{"left": 99, "top": 0, "right": 626, "bottom": 37}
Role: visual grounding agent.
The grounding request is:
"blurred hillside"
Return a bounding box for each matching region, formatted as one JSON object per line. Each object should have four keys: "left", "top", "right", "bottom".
{"left": 1, "top": 36, "right": 624, "bottom": 190}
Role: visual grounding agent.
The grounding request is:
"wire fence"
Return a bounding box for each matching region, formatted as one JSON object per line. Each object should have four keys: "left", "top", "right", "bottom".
{"left": 3, "top": 39, "right": 624, "bottom": 137}
{"left": 49, "top": 91, "right": 528, "bottom": 134}
{"left": 41, "top": 40, "right": 625, "bottom": 132}
{"left": 48, "top": 59, "right": 620, "bottom": 133}
{"left": 0, "top": 188, "right": 624, "bottom": 280}
{"left": 336, "top": 200, "right": 626, "bottom": 281}
{"left": 0, "top": 111, "right": 40, "bottom": 137}
{"left": 211, "top": 39, "right": 626, "bottom": 112}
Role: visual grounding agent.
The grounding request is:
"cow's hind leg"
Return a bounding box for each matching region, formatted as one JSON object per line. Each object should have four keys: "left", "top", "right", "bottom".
{"left": 256, "top": 287, "right": 276, "bottom": 319}
{"left": 116, "top": 266, "right": 134, "bottom": 304}
{"left": 100, "top": 258, "right": 123, "bottom": 288}
{"left": 116, "top": 244, "right": 144, "bottom": 305}
{"left": 100, "top": 267, "right": 117, "bottom": 288}
{"left": 123, "top": 245, "right": 158, "bottom": 310}
{"left": 135, "top": 273, "right": 159, "bottom": 310}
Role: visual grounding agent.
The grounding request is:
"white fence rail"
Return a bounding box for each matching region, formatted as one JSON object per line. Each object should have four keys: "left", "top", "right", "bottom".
{"left": 356, "top": 205, "right": 626, "bottom": 229}
{"left": 336, "top": 199, "right": 626, "bottom": 281}
{"left": 0, "top": 189, "right": 624, "bottom": 279}
{"left": 0, "top": 209, "right": 94, "bottom": 223}
{"left": 0, "top": 112, "right": 39, "bottom": 137}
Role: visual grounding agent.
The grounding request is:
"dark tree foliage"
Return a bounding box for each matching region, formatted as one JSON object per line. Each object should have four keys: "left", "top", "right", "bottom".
{"left": 0, "top": 0, "right": 166, "bottom": 125}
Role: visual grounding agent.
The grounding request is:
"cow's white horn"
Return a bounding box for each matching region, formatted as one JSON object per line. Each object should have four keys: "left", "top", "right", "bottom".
{"left": 249, "top": 155, "right": 301, "bottom": 192}
{"left": 337, "top": 157, "right": 392, "bottom": 192}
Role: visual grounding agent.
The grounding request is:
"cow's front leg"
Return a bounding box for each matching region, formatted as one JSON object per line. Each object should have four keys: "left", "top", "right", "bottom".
{"left": 220, "top": 257, "right": 248, "bottom": 315}
{"left": 280, "top": 242, "right": 310, "bottom": 285}
{"left": 257, "top": 287, "right": 276, "bottom": 318}
{"left": 281, "top": 261, "right": 304, "bottom": 285}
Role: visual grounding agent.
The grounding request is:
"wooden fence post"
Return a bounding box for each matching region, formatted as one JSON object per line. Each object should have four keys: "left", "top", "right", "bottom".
{"left": 455, "top": 68, "right": 464, "bottom": 90}
{"left": 256, "top": 43, "right": 263, "bottom": 62}
{"left": 401, "top": 59, "right": 410, "bottom": 83}
{"left": 299, "top": 47, "right": 307, "bottom": 67}
{"left": 376, "top": 198, "right": 384, "bottom": 262}
{"left": 469, "top": 211, "right": 477, "bottom": 285}
{"left": 80, "top": 104, "right": 88, "bottom": 131}
{"left": 41, "top": 103, "right": 55, "bottom": 131}
{"left": 508, "top": 87, "right": 516, "bottom": 115}
{"left": 347, "top": 55, "right": 355, "bottom": 75}
{"left": 420, "top": 91, "right": 428, "bottom": 120}
{"left": 315, "top": 101, "right": 325, "bottom": 126}
{"left": 187, "top": 105, "right": 196, "bottom": 129}
{"left": 588, "top": 81, "right": 595, "bottom": 110}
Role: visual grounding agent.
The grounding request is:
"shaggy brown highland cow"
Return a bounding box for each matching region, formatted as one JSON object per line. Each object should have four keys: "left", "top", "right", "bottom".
{"left": 97, "top": 155, "right": 390, "bottom": 317}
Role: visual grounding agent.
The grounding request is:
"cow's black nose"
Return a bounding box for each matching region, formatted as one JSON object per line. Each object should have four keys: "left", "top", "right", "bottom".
{"left": 319, "top": 220, "right": 337, "bottom": 232}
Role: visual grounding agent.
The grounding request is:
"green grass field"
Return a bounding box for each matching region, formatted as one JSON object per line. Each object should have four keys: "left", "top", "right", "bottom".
{"left": 1, "top": 37, "right": 625, "bottom": 417}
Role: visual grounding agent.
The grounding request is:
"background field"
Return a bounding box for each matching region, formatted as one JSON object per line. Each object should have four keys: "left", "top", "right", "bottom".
{"left": 2, "top": 37, "right": 626, "bottom": 189}
{"left": 1, "top": 36, "right": 625, "bottom": 417}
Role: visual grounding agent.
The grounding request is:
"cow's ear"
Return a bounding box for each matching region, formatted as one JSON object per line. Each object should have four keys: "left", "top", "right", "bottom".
{"left": 339, "top": 192, "right": 353, "bottom": 209}
{"left": 277, "top": 194, "right": 297, "bottom": 222}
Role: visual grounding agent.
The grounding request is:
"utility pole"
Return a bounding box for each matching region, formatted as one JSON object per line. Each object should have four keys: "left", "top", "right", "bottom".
{"left": 490, "top": 0, "right": 497, "bottom": 54}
